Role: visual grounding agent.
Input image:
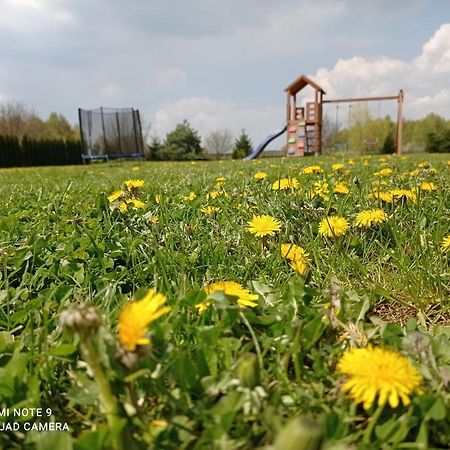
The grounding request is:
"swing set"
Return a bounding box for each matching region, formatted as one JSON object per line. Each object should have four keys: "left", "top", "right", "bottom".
{"left": 328, "top": 95, "right": 402, "bottom": 152}
{"left": 284, "top": 74, "right": 404, "bottom": 156}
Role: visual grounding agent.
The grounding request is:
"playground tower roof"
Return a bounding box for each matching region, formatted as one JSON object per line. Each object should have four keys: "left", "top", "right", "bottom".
{"left": 284, "top": 74, "right": 326, "bottom": 95}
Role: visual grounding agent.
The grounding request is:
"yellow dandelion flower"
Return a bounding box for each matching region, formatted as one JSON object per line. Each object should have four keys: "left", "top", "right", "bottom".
{"left": 418, "top": 181, "right": 437, "bottom": 192}
{"left": 124, "top": 179, "right": 145, "bottom": 190}
{"left": 247, "top": 215, "right": 282, "bottom": 237}
{"left": 254, "top": 171, "right": 268, "bottom": 180}
{"left": 347, "top": 159, "right": 355, "bottom": 165}
{"left": 118, "top": 201, "right": 128, "bottom": 213}
{"left": 149, "top": 215, "right": 159, "bottom": 224}
{"left": 334, "top": 182, "right": 349, "bottom": 195}
{"left": 206, "top": 190, "right": 222, "bottom": 199}
{"left": 418, "top": 162, "right": 430, "bottom": 169}
{"left": 374, "top": 168, "right": 393, "bottom": 177}
{"left": 272, "top": 178, "right": 299, "bottom": 190}
{"left": 201, "top": 206, "right": 221, "bottom": 215}
{"left": 303, "top": 165, "right": 323, "bottom": 174}
{"left": 306, "top": 181, "right": 329, "bottom": 200}
{"left": 118, "top": 289, "right": 171, "bottom": 352}
{"left": 126, "top": 199, "right": 145, "bottom": 209}
{"left": 281, "top": 243, "right": 311, "bottom": 277}
{"left": 199, "top": 281, "right": 259, "bottom": 310}
{"left": 290, "top": 258, "right": 309, "bottom": 277}
{"left": 182, "top": 192, "right": 197, "bottom": 202}
{"left": 369, "top": 190, "right": 393, "bottom": 203}
{"left": 354, "top": 209, "right": 387, "bottom": 228}
{"left": 390, "top": 189, "right": 417, "bottom": 203}
{"left": 442, "top": 234, "right": 450, "bottom": 253}
{"left": 281, "top": 243, "right": 309, "bottom": 261}
{"left": 108, "top": 190, "right": 124, "bottom": 203}
{"left": 332, "top": 163, "right": 345, "bottom": 172}
{"left": 318, "top": 216, "right": 349, "bottom": 238}
{"left": 216, "top": 177, "right": 226, "bottom": 182}
{"left": 337, "top": 346, "right": 422, "bottom": 410}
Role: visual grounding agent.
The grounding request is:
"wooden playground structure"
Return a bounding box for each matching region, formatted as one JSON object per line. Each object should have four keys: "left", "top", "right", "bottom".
{"left": 284, "top": 74, "right": 404, "bottom": 156}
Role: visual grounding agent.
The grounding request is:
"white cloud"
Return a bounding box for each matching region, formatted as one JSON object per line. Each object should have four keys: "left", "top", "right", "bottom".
{"left": 310, "top": 23, "right": 450, "bottom": 119}
{"left": 416, "top": 23, "right": 450, "bottom": 73}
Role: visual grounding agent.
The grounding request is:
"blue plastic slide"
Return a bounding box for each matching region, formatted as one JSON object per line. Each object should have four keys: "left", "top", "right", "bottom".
{"left": 244, "top": 125, "right": 287, "bottom": 160}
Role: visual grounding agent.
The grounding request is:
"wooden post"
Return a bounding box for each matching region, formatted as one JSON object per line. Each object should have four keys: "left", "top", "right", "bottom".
{"left": 314, "top": 89, "right": 320, "bottom": 155}
{"left": 317, "top": 91, "right": 323, "bottom": 155}
{"left": 286, "top": 92, "right": 291, "bottom": 156}
{"left": 396, "top": 90, "right": 404, "bottom": 154}
{"left": 286, "top": 92, "right": 291, "bottom": 122}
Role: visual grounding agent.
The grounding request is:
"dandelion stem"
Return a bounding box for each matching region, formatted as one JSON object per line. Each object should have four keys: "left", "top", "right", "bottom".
{"left": 80, "top": 338, "right": 124, "bottom": 450}
{"left": 363, "top": 403, "right": 384, "bottom": 444}
{"left": 239, "top": 311, "right": 263, "bottom": 372}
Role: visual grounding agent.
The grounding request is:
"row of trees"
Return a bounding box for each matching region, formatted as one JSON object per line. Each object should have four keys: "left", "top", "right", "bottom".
{"left": 146, "top": 120, "right": 253, "bottom": 160}
{"left": 0, "top": 101, "right": 82, "bottom": 167}
{"left": 0, "top": 101, "right": 78, "bottom": 142}
{"left": 323, "top": 106, "right": 450, "bottom": 154}
{"left": 0, "top": 135, "right": 81, "bottom": 168}
{"left": 2, "top": 99, "right": 449, "bottom": 163}
{"left": 154, "top": 111, "right": 450, "bottom": 161}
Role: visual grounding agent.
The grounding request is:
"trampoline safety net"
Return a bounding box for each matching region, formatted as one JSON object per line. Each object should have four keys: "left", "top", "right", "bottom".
{"left": 78, "top": 107, "right": 144, "bottom": 159}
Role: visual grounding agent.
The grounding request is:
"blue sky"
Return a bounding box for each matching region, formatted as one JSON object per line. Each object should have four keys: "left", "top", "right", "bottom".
{"left": 1, "top": 0, "right": 449, "bottom": 145}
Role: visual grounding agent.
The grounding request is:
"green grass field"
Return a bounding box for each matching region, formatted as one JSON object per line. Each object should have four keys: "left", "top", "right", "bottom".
{"left": 1, "top": 153, "right": 449, "bottom": 449}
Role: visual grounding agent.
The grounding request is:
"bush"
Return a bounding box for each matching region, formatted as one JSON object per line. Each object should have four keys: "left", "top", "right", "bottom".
{"left": 232, "top": 129, "right": 252, "bottom": 159}
{"left": 425, "top": 127, "right": 450, "bottom": 153}
{"left": 159, "top": 120, "right": 203, "bottom": 160}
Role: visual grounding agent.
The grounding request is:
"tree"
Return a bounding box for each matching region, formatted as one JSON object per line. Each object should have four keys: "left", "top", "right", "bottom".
{"left": 381, "top": 121, "right": 396, "bottom": 154}
{"left": 146, "top": 136, "right": 163, "bottom": 160}
{"left": 0, "top": 101, "right": 34, "bottom": 139}
{"left": 232, "top": 129, "right": 252, "bottom": 159}
{"left": 46, "top": 112, "right": 78, "bottom": 141}
{"left": 160, "top": 120, "right": 203, "bottom": 160}
{"left": 25, "top": 116, "right": 48, "bottom": 140}
{"left": 425, "top": 127, "right": 450, "bottom": 153}
{"left": 204, "top": 129, "right": 233, "bottom": 157}
{"left": 0, "top": 102, "right": 80, "bottom": 142}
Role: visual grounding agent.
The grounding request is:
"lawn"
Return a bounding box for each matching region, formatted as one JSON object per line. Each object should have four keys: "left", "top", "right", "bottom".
{"left": 0, "top": 153, "right": 449, "bottom": 449}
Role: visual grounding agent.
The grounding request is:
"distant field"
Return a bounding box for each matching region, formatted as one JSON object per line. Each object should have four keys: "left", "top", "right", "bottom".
{"left": 1, "top": 153, "right": 449, "bottom": 449}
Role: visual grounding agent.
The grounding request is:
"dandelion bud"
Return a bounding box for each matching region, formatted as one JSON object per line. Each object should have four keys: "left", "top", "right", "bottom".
{"left": 60, "top": 304, "right": 102, "bottom": 334}
{"left": 274, "top": 417, "right": 323, "bottom": 450}
{"left": 116, "top": 346, "right": 140, "bottom": 369}
{"left": 235, "top": 352, "right": 259, "bottom": 388}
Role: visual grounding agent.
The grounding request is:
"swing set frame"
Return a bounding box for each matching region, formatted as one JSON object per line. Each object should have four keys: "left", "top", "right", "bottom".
{"left": 322, "top": 91, "right": 404, "bottom": 154}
